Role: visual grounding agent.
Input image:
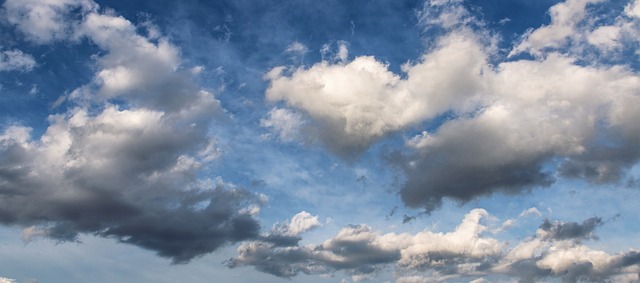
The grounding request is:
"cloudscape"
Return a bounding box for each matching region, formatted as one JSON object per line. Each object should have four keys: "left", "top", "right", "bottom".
{"left": 2, "top": 0, "right": 640, "bottom": 282}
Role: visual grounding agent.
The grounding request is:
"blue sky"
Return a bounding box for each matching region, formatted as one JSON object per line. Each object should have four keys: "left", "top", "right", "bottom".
{"left": 2, "top": 0, "right": 640, "bottom": 282}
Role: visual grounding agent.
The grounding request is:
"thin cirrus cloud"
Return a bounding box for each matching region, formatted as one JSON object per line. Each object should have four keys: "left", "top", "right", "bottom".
{"left": 0, "top": 0, "right": 262, "bottom": 263}
{"left": 265, "top": 0, "right": 640, "bottom": 211}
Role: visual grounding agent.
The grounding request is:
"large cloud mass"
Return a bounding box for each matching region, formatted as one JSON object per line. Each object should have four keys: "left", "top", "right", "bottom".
{"left": 0, "top": 0, "right": 261, "bottom": 263}
{"left": 265, "top": 0, "right": 640, "bottom": 211}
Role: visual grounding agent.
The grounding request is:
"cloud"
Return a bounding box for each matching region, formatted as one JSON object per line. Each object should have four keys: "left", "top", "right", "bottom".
{"left": 627, "top": 0, "right": 640, "bottom": 18}
{"left": 0, "top": 104, "right": 261, "bottom": 263}
{"left": 265, "top": 0, "right": 640, "bottom": 211}
{"left": 260, "top": 107, "right": 304, "bottom": 142}
{"left": 2, "top": 0, "right": 97, "bottom": 43}
{"left": 265, "top": 30, "right": 489, "bottom": 157}
{"left": 0, "top": 0, "right": 262, "bottom": 263}
{"left": 231, "top": 209, "right": 640, "bottom": 282}
{"left": 0, "top": 49, "right": 36, "bottom": 72}
{"left": 0, "top": 277, "right": 15, "bottom": 283}
{"left": 286, "top": 42, "right": 308, "bottom": 54}
{"left": 510, "top": 0, "right": 604, "bottom": 57}
{"left": 538, "top": 217, "right": 603, "bottom": 241}
{"left": 229, "top": 209, "right": 504, "bottom": 281}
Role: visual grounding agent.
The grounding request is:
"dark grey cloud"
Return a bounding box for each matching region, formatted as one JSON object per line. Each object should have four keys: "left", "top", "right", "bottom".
{"left": 228, "top": 224, "right": 402, "bottom": 279}
{"left": 392, "top": 149, "right": 554, "bottom": 211}
{"left": 539, "top": 217, "right": 603, "bottom": 241}
{"left": 0, "top": 121, "right": 262, "bottom": 263}
{"left": 559, "top": 134, "right": 640, "bottom": 184}
{"left": 0, "top": 0, "right": 263, "bottom": 264}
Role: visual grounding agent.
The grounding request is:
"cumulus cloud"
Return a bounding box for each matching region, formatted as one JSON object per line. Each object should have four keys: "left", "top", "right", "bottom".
{"left": 265, "top": 0, "right": 640, "bottom": 211}
{"left": 0, "top": 49, "right": 36, "bottom": 72}
{"left": 229, "top": 209, "right": 504, "bottom": 281}
{"left": 266, "top": 30, "right": 489, "bottom": 156}
{"left": 0, "top": 0, "right": 261, "bottom": 263}
{"left": 231, "top": 209, "right": 640, "bottom": 282}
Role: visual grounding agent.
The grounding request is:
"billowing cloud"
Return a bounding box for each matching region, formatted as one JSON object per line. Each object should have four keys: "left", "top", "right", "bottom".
{"left": 231, "top": 209, "right": 640, "bottom": 282}
{"left": 0, "top": 49, "right": 36, "bottom": 72}
{"left": 264, "top": 0, "right": 640, "bottom": 211}
{"left": 265, "top": 30, "right": 489, "bottom": 157}
{"left": 0, "top": 0, "right": 261, "bottom": 263}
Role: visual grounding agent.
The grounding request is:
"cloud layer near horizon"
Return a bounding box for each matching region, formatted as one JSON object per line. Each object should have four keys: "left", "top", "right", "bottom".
{"left": 230, "top": 209, "right": 640, "bottom": 283}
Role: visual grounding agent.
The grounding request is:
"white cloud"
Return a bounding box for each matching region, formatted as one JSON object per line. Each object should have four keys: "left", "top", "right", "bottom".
{"left": 519, "top": 208, "right": 542, "bottom": 218}
{"left": 2, "top": 0, "right": 97, "bottom": 43}
{"left": 285, "top": 41, "right": 308, "bottom": 55}
{"left": 266, "top": 0, "right": 640, "bottom": 210}
{"left": 510, "top": 0, "right": 604, "bottom": 57}
{"left": 625, "top": 0, "right": 640, "bottom": 18}
{"left": 266, "top": 31, "right": 488, "bottom": 155}
{"left": 587, "top": 25, "right": 622, "bottom": 50}
{"left": 0, "top": 277, "right": 16, "bottom": 283}
{"left": 0, "top": 49, "right": 36, "bottom": 72}
{"left": 260, "top": 108, "right": 304, "bottom": 142}
{"left": 272, "top": 211, "right": 321, "bottom": 237}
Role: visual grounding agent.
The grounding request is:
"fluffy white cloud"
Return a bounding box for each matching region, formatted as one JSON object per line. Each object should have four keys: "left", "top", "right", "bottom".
{"left": 268, "top": 211, "right": 322, "bottom": 237}
{"left": 0, "top": 277, "right": 15, "bottom": 283}
{"left": 266, "top": 30, "right": 488, "bottom": 155}
{"left": 265, "top": 0, "right": 640, "bottom": 210}
{"left": 0, "top": 49, "right": 36, "bottom": 72}
{"left": 625, "top": 0, "right": 640, "bottom": 18}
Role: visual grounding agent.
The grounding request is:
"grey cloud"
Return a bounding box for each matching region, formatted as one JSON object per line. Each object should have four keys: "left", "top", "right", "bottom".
{"left": 539, "top": 217, "right": 603, "bottom": 241}
{"left": 230, "top": 209, "right": 504, "bottom": 281}
{"left": 232, "top": 211, "right": 640, "bottom": 282}
{"left": 0, "top": 120, "right": 262, "bottom": 263}
{"left": 0, "top": 0, "right": 262, "bottom": 263}
{"left": 228, "top": 224, "right": 402, "bottom": 279}
{"left": 559, "top": 134, "right": 640, "bottom": 184}
{"left": 393, "top": 149, "right": 554, "bottom": 211}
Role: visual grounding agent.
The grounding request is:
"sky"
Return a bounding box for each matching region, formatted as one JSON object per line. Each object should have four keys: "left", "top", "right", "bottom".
{"left": 2, "top": 0, "right": 640, "bottom": 282}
